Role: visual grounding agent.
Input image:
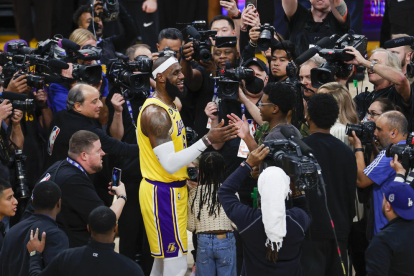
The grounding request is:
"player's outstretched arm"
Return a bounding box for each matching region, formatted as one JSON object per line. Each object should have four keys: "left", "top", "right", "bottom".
{"left": 141, "top": 105, "right": 238, "bottom": 175}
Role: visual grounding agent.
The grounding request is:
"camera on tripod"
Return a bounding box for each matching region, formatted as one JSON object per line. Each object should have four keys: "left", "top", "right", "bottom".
{"left": 345, "top": 121, "right": 376, "bottom": 145}
{"left": 257, "top": 23, "right": 275, "bottom": 51}
{"left": 214, "top": 65, "right": 254, "bottom": 100}
{"left": 311, "top": 33, "right": 368, "bottom": 88}
{"left": 107, "top": 52, "right": 152, "bottom": 97}
{"left": 262, "top": 139, "right": 319, "bottom": 191}
{"left": 181, "top": 21, "right": 217, "bottom": 63}
{"left": 386, "top": 132, "right": 414, "bottom": 171}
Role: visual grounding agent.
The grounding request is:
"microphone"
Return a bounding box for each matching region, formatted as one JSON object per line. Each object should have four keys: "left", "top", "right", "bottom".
{"left": 49, "top": 59, "right": 69, "bottom": 70}
{"left": 384, "top": 36, "right": 414, "bottom": 49}
{"left": 0, "top": 91, "right": 29, "bottom": 101}
{"left": 186, "top": 26, "right": 201, "bottom": 40}
{"left": 295, "top": 36, "right": 337, "bottom": 66}
{"left": 58, "top": 39, "right": 80, "bottom": 51}
{"left": 280, "top": 125, "right": 313, "bottom": 156}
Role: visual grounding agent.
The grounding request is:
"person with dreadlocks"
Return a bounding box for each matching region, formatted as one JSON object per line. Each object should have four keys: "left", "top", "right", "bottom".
{"left": 187, "top": 152, "right": 236, "bottom": 276}
{"left": 218, "top": 145, "right": 311, "bottom": 275}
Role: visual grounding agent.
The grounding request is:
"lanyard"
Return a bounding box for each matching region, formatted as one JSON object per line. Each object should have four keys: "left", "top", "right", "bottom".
{"left": 212, "top": 80, "right": 219, "bottom": 102}
{"left": 66, "top": 157, "right": 87, "bottom": 176}
{"left": 241, "top": 103, "right": 245, "bottom": 117}
{"left": 123, "top": 91, "right": 137, "bottom": 129}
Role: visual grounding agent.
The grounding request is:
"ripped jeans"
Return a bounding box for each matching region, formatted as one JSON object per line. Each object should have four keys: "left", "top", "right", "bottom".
{"left": 195, "top": 232, "right": 237, "bottom": 276}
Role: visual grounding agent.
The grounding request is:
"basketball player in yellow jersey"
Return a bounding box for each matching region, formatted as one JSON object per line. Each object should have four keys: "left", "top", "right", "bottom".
{"left": 137, "top": 56, "right": 238, "bottom": 276}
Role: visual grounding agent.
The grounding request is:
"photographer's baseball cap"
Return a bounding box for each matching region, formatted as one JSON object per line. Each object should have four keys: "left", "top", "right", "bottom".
{"left": 243, "top": 57, "right": 268, "bottom": 75}
{"left": 384, "top": 181, "right": 414, "bottom": 220}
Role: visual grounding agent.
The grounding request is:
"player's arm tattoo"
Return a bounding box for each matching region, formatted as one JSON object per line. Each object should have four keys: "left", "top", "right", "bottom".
{"left": 335, "top": 0, "right": 347, "bottom": 18}
{"left": 147, "top": 105, "right": 172, "bottom": 147}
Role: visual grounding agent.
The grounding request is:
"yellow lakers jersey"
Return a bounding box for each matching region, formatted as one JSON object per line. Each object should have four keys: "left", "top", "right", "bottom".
{"left": 137, "top": 95, "right": 188, "bottom": 182}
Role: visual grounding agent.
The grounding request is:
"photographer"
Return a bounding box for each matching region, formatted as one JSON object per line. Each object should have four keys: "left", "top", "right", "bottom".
{"left": 34, "top": 130, "right": 127, "bottom": 248}
{"left": 73, "top": 1, "right": 138, "bottom": 65}
{"left": 299, "top": 55, "right": 326, "bottom": 99}
{"left": 349, "top": 111, "right": 408, "bottom": 236}
{"left": 385, "top": 34, "right": 413, "bottom": 76}
{"left": 282, "top": 0, "right": 350, "bottom": 55}
{"left": 269, "top": 41, "right": 296, "bottom": 83}
{"left": 301, "top": 93, "right": 357, "bottom": 276}
{"left": 26, "top": 206, "right": 144, "bottom": 276}
{"left": 345, "top": 47, "right": 411, "bottom": 121}
{"left": 0, "top": 181, "right": 68, "bottom": 275}
{"left": 218, "top": 145, "right": 311, "bottom": 275}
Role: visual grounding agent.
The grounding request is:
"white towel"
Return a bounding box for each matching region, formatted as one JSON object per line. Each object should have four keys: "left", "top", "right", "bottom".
{"left": 258, "top": 166, "right": 291, "bottom": 252}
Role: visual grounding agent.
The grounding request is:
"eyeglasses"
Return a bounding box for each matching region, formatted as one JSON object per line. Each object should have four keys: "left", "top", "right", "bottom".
{"left": 258, "top": 102, "right": 276, "bottom": 108}
{"left": 367, "top": 112, "right": 382, "bottom": 118}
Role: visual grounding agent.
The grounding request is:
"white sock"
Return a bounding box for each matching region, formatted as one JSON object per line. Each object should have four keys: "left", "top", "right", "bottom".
{"left": 150, "top": 251, "right": 187, "bottom": 276}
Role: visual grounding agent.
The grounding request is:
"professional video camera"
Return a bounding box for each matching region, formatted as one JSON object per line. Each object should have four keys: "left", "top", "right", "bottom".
{"left": 345, "top": 121, "right": 376, "bottom": 145}
{"left": 213, "top": 64, "right": 254, "bottom": 100}
{"left": 386, "top": 132, "right": 414, "bottom": 171}
{"left": 107, "top": 52, "right": 152, "bottom": 97}
{"left": 185, "top": 127, "right": 198, "bottom": 147}
{"left": 181, "top": 21, "right": 216, "bottom": 63}
{"left": 311, "top": 33, "right": 368, "bottom": 88}
{"left": 257, "top": 23, "right": 275, "bottom": 51}
{"left": 262, "top": 139, "right": 320, "bottom": 192}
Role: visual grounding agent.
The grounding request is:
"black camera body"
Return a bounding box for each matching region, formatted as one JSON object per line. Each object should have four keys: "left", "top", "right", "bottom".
{"left": 10, "top": 149, "right": 29, "bottom": 199}
{"left": 216, "top": 66, "right": 254, "bottom": 100}
{"left": 6, "top": 41, "right": 34, "bottom": 55}
{"left": 386, "top": 132, "right": 414, "bottom": 171}
{"left": 311, "top": 33, "right": 368, "bottom": 88}
{"left": 182, "top": 21, "right": 216, "bottom": 63}
{"left": 345, "top": 121, "right": 376, "bottom": 145}
{"left": 72, "top": 64, "right": 102, "bottom": 84}
{"left": 75, "top": 45, "right": 102, "bottom": 61}
{"left": 107, "top": 53, "right": 152, "bottom": 97}
{"left": 257, "top": 23, "right": 275, "bottom": 51}
{"left": 262, "top": 139, "right": 319, "bottom": 191}
{"left": 13, "top": 73, "right": 45, "bottom": 89}
{"left": 101, "top": 0, "right": 119, "bottom": 22}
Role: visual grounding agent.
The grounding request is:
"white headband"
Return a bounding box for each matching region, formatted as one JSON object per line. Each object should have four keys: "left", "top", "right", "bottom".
{"left": 152, "top": 56, "right": 179, "bottom": 78}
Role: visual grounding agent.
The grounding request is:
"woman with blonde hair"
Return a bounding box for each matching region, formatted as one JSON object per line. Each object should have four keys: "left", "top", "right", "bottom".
{"left": 318, "top": 82, "right": 359, "bottom": 147}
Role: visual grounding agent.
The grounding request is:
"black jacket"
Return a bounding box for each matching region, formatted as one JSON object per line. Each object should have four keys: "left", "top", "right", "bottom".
{"left": 35, "top": 160, "right": 104, "bottom": 248}
{"left": 365, "top": 217, "right": 414, "bottom": 276}
{"left": 303, "top": 133, "right": 357, "bottom": 240}
{"left": 0, "top": 213, "right": 68, "bottom": 276}
{"left": 46, "top": 109, "right": 138, "bottom": 168}
{"left": 28, "top": 239, "right": 144, "bottom": 276}
{"left": 218, "top": 164, "right": 311, "bottom": 276}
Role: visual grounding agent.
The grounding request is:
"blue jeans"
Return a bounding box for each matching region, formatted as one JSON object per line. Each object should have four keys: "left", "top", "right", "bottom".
{"left": 196, "top": 232, "right": 237, "bottom": 276}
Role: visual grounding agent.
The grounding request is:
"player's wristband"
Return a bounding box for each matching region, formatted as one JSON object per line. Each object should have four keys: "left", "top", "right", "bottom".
{"left": 203, "top": 135, "right": 212, "bottom": 146}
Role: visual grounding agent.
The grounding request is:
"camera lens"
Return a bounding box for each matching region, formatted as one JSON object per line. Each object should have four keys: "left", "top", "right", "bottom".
{"left": 199, "top": 48, "right": 212, "bottom": 63}
{"left": 257, "top": 30, "right": 272, "bottom": 52}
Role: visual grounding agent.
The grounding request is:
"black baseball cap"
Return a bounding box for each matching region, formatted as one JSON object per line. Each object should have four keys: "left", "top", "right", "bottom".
{"left": 243, "top": 57, "right": 269, "bottom": 75}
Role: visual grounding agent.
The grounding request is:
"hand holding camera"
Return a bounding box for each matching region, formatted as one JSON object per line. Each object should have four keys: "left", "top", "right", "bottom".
{"left": 220, "top": 0, "right": 239, "bottom": 17}
{"left": 344, "top": 46, "right": 370, "bottom": 67}
{"left": 181, "top": 42, "right": 195, "bottom": 62}
{"left": 249, "top": 26, "right": 260, "bottom": 44}
{"left": 108, "top": 180, "right": 126, "bottom": 197}
{"left": 111, "top": 93, "right": 125, "bottom": 114}
{"left": 241, "top": 6, "right": 260, "bottom": 31}
{"left": 11, "top": 110, "right": 23, "bottom": 126}
{"left": 246, "top": 144, "right": 270, "bottom": 168}
{"left": 390, "top": 154, "right": 406, "bottom": 175}
{"left": 7, "top": 73, "right": 28, "bottom": 94}
{"left": 0, "top": 100, "right": 12, "bottom": 120}
{"left": 348, "top": 130, "right": 363, "bottom": 149}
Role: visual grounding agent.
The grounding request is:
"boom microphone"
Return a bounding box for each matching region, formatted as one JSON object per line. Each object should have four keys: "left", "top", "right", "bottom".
{"left": 58, "top": 39, "right": 80, "bottom": 51}
{"left": 280, "top": 125, "right": 313, "bottom": 156}
{"left": 49, "top": 59, "right": 69, "bottom": 70}
{"left": 295, "top": 36, "right": 337, "bottom": 65}
{"left": 384, "top": 36, "right": 414, "bottom": 49}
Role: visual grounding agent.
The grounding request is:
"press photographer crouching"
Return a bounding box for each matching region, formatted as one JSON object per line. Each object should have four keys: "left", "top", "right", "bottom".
{"left": 26, "top": 206, "right": 144, "bottom": 276}
{"left": 349, "top": 111, "right": 408, "bottom": 237}
{"left": 218, "top": 145, "right": 310, "bottom": 275}
{"left": 28, "top": 130, "right": 127, "bottom": 248}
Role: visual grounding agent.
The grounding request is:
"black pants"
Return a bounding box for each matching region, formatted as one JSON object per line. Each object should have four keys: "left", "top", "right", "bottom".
{"left": 301, "top": 238, "right": 348, "bottom": 276}
{"left": 12, "top": 0, "right": 53, "bottom": 42}
{"left": 120, "top": 0, "right": 159, "bottom": 52}
{"left": 118, "top": 180, "right": 153, "bottom": 275}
